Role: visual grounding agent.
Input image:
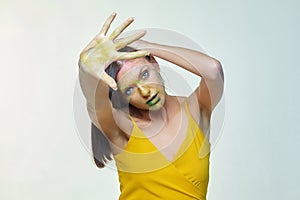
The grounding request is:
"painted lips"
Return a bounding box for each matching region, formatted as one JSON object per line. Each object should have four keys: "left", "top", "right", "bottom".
{"left": 146, "top": 92, "right": 160, "bottom": 106}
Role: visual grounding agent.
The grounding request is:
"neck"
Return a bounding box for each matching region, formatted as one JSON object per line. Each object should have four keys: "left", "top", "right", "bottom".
{"left": 129, "top": 95, "right": 172, "bottom": 123}
{"left": 130, "top": 106, "right": 166, "bottom": 122}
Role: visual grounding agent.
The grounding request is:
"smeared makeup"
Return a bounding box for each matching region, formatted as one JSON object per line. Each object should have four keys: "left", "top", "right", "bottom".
{"left": 146, "top": 92, "right": 160, "bottom": 106}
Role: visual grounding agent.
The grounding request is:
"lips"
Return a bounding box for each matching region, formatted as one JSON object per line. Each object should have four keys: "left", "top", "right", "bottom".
{"left": 146, "top": 92, "right": 160, "bottom": 106}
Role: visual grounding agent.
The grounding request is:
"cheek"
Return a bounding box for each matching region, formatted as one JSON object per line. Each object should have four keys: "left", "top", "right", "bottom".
{"left": 132, "top": 91, "right": 143, "bottom": 100}
{"left": 129, "top": 93, "right": 149, "bottom": 108}
{"left": 127, "top": 92, "right": 140, "bottom": 104}
{"left": 151, "top": 74, "right": 164, "bottom": 86}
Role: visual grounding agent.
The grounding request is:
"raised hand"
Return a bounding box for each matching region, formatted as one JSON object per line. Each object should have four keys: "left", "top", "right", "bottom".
{"left": 79, "top": 13, "right": 149, "bottom": 90}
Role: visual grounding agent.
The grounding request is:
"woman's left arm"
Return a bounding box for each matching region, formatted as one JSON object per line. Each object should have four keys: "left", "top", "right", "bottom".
{"left": 132, "top": 41, "right": 224, "bottom": 113}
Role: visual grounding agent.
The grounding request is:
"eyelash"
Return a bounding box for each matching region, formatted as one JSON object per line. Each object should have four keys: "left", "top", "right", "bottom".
{"left": 141, "top": 70, "right": 149, "bottom": 79}
{"left": 125, "top": 87, "right": 133, "bottom": 96}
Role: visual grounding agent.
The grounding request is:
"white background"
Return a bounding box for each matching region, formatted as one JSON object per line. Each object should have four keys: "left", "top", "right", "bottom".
{"left": 1, "top": 0, "right": 299, "bottom": 199}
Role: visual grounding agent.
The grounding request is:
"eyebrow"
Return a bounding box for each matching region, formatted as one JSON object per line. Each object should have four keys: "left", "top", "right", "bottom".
{"left": 138, "top": 65, "right": 149, "bottom": 79}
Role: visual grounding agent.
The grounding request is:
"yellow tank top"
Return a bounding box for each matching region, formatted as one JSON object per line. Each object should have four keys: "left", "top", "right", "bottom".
{"left": 113, "top": 102, "right": 211, "bottom": 200}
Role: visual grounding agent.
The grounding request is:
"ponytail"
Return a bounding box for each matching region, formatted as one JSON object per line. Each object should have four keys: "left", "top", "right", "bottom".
{"left": 91, "top": 123, "right": 112, "bottom": 168}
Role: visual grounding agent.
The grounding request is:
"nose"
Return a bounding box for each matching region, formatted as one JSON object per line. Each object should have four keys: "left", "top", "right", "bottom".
{"left": 136, "top": 82, "right": 151, "bottom": 97}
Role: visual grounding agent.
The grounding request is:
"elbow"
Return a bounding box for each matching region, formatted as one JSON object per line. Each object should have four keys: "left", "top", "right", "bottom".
{"left": 78, "top": 58, "right": 82, "bottom": 69}
{"left": 209, "top": 58, "right": 224, "bottom": 81}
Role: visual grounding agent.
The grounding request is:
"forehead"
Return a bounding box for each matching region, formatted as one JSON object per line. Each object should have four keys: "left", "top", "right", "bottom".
{"left": 125, "top": 57, "right": 149, "bottom": 66}
{"left": 117, "top": 58, "right": 153, "bottom": 81}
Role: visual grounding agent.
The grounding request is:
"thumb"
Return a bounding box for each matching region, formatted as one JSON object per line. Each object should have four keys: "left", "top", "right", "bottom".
{"left": 100, "top": 72, "right": 118, "bottom": 91}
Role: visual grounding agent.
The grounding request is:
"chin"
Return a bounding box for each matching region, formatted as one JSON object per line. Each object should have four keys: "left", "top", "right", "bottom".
{"left": 149, "top": 99, "right": 165, "bottom": 111}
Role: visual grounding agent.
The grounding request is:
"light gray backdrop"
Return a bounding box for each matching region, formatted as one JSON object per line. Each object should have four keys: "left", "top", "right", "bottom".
{"left": 0, "top": 0, "right": 299, "bottom": 199}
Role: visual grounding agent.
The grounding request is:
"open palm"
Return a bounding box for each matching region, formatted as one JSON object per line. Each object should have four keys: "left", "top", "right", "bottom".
{"left": 79, "top": 13, "right": 149, "bottom": 90}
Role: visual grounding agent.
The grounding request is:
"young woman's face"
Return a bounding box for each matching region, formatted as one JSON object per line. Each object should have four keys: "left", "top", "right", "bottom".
{"left": 117, "top": 57, "right": 166, "bottom": 111}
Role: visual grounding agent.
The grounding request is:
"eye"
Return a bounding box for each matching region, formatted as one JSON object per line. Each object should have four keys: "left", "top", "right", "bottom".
{"left": 125, "top": 87, "right": 133, "bottom": 96}
{"left": 141, "top": 70, "right": 150, "bottom": 79}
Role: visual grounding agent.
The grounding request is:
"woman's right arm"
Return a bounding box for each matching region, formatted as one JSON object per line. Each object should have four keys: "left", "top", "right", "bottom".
{"left": 79, "top": 66, "right": 120, "bottom": 138}
{"left": 78, "top": 13, "right": 149, "bottom": 140}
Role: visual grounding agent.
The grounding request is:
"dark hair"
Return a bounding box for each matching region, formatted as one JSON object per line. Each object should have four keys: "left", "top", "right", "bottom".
{"left": 91, "top": 47, "right": 156, "bottom": 168}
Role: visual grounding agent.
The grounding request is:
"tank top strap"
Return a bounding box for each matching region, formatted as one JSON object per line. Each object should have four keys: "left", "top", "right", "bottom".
{"left": 128, "top": 115, "right": 145, "bottom": 138}
{"left": 183, "top": 100, "right": 193, "bottom": 119}
{"left": 183, "top": 99, "right": 199, "bottom": 129}
{"left": 128, "top": 115, "right": 136, "bottom": 125}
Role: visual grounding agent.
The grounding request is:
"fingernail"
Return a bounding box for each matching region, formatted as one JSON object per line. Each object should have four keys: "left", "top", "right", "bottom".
{"left": 111, "top": 82, "right": 118, "bottom": 91}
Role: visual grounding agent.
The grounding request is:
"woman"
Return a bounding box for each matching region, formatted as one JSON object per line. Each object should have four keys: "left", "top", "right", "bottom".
{"left": 79, "top": 13, "right": 224, "bottom": 200}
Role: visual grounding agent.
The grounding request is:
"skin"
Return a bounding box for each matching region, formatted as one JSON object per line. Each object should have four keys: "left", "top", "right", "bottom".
{"left": 117, "top": 57, "right": 166, "bottom": 112}
{"left": 79, "top": 12, "right": 149, "bottom": 90}
{"left": 79, "top": 13, "right": 224, "bottom": 160}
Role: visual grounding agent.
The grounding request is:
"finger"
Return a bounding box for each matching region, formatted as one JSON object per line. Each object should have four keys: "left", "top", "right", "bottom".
{"left": 117, "top": 51, "right": 149, "bottom": 60}
{"left": 109, "top": 17, "right": 134, "bottom": 40}
{"left": 83, "top": 13, "right": 116, "bottom": 51}
{"left": 100, "top": 72, "right": 118, "bottom": 90}
{"left": 115, "top": 30, "right": 146, "bottom": 50}
{"left": 98, "top": 12, "right": 117, "bottom": 37}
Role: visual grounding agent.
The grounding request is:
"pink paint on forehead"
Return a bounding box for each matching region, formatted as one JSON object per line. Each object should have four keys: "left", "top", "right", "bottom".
{"left": 116, "top": 58, "right": 144, "bottom": 81}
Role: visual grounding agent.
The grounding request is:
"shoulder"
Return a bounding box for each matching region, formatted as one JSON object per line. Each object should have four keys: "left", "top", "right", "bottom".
{"left": 165, "top": 95, "right": 186, "bottom": 114}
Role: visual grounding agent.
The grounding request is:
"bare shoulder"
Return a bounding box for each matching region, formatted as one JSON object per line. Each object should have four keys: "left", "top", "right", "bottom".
{"left": 165, "top": 95, "right": 186, "bottom": 114}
